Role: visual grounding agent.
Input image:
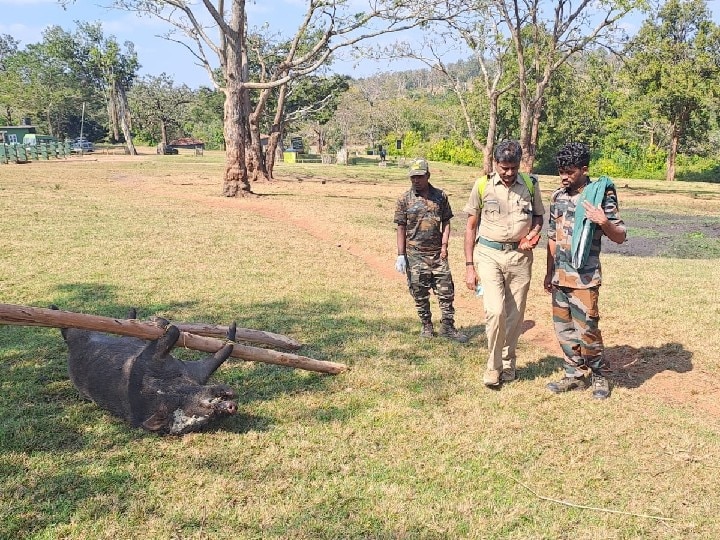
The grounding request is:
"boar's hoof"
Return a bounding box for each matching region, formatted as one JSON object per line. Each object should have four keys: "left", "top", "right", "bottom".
{"left": 227, "top": 321, "right": 237, "bottom": 342}
{"left": 151, "top": 316, "right": 171, "bottom": 329}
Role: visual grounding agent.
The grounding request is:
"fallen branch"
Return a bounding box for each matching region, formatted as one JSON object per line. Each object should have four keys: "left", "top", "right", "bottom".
{"left": 511, "top": 476, "right": 674, "bottom": 522}
{"left": 0, "top": 303, "right": 347, "bottom": 375}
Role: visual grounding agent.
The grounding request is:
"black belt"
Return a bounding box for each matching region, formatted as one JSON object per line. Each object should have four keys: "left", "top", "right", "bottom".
{"left": 477, "top": 237, "right": 519, "bottom": 251}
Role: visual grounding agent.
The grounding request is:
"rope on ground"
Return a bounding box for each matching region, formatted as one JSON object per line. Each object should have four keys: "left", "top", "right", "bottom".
{"left": 510, "top": 476, "right": 675, "bottom": 522}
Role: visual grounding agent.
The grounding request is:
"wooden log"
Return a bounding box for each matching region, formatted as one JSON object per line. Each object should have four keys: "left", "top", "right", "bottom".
{"left": 174, "top": 322, "right": 301, "bottom": 350}
{"left": 0, "top": 304, "right": 347, "bottom": 375}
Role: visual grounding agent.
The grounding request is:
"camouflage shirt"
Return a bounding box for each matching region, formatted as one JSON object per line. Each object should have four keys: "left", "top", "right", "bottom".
{"left": 394, "top": 183, "right": 453, "bottom": 254}
{"left": 548, "top": 178, "right": 626, "bottom": 289}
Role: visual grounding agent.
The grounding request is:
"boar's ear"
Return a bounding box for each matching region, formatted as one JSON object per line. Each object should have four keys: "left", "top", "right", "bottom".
{"left": 151, "top": 325, "right": 181, "bottom": 361}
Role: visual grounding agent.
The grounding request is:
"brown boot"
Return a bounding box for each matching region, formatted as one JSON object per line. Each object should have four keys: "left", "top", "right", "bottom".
{"left": 546, "top": 376, "right": 588, "bottom": 394}
{"left": 483, "top": 369, "right": 501, "bottom": 387}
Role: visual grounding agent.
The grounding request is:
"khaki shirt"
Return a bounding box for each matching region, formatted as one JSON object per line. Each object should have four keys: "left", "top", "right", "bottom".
{"left": 463, "top": 172, "right": 545, "bottom": 243}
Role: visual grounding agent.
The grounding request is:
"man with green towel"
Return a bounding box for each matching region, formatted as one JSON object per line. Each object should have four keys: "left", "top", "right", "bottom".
{"left": 544, "top": 143, "right": 626, "bottom": 399}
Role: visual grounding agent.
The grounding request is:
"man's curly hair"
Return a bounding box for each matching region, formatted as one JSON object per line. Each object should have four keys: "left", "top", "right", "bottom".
{"left": 555, "top": 142, "right": 590, "bottom": 169}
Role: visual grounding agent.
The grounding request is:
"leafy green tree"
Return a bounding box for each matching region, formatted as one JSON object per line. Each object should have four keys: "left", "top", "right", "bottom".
{"left": 184, "top": 87, "right": 225, "bottom": 150}
{"left": 43, "top": 23, "right": 139, "bottom": 151}
{"left": 128, "top": 74, "right": 193, "bottom": 145}
{"left": 624, "top": 0, "right": 720, "bottom": 180}
{"left": 0, "top": 32, "right": 104, "bottom": 139}
{"left": 0, "top": 34, "right": 20, "bottom": 124}
{"left": 7, "top": 43, "right": 84, "bottom": 138}
{"left": 532, "top": 51, "right": 624, "bottom": 171}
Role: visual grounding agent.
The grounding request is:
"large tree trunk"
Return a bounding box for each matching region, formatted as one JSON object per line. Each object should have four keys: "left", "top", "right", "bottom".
{"left": 266, "top": 127, "right": 284, "bottom": 179}
{"left": 518, "top": 101, "right": 534, "bottom": 172}
{"left": 666, "top": 121, "right": 679, "bottom": 182}
{"left": 521, "top": 97, "right": 543, "bottom": 173}
{"left": 247, "top": 109, "right": 268, "bottom": 182}
{"left": 221, "top": 1, "right": 252, "bottom": 197}
{"left": 160, "top": 120, "right": 168, "bottom": 145}
{"left": 512, "top": 25, "right": 535, "bottom": 174}
{"left": 247, "top": 84, "right": 275, "bottom": 182}
{"left": 265, "top": 81, "right": 289, "bottom": 179}
{"left": 116, "top": 85, "right": 137, "bottom": 155}
{"left": 222, "top": 83, "right": 251, "bottom": 196}
{"left": 483, "top": 94, "right": 501, "bottom": 175}
{"left": 315, "top": 121, "right": 328, "bottom": 154}
{"left": 108, "top": 91, "right": 120, "bottom": 141}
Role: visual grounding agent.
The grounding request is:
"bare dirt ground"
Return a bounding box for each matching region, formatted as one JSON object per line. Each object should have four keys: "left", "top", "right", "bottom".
{"left": 124, "top": 169, "right": 720, "bottom": 415}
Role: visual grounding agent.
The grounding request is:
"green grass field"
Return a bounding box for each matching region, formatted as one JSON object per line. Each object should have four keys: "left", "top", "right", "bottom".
{"left": 1, "top": 150, "right": 719, "bottom": 539}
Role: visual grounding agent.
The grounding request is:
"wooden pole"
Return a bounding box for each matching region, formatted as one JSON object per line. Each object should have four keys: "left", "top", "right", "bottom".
{"left": 174, "top": 322, "right": 301, "bottom": 350}
{"left": 0, "top": 304, "right": 347, "bottom": 375}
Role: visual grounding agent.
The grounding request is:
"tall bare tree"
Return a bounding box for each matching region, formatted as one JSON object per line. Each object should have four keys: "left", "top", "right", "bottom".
{"left": 493, "top": 0, "right": 637, "bottom": 171}
{"left": 95, "top": 1, "right": 459, "bottom": 196}
{"left": 394, "top": 27, "right": 514, "bottom": 174}
{"left": 387, "top": 0, "right": 634, "bottom": 172}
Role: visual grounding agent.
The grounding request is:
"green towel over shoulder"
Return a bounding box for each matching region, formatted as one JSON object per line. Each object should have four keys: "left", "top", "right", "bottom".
{"left": 571, "top": 175, "right": 614, "bottom": 269}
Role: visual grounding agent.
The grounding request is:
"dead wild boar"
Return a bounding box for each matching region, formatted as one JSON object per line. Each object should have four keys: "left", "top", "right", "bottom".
{"left": 60, "top": 316, "right": 238, "bottom": 435}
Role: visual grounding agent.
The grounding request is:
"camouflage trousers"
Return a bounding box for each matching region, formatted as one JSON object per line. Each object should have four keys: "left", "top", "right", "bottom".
{"left": 405, "top": 251, "right": 455, "bottom": 325}
{"left": 552, "top": 286, "right": 607, "bottom": 376}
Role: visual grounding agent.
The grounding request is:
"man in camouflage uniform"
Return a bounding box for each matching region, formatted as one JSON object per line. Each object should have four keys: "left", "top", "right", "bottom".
{"left": 394, "top": 158, "right": 467, "bottom": 342}
{"left": 544, "top": 142, "right": 627, "bottom": 400}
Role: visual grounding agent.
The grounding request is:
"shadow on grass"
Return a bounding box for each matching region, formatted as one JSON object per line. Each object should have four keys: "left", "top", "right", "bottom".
{"left": 605, "top": 342, "right": 693, "bottom": 389}
{"left": 676, "top": 166, "right": 720, "bottom": 184}
{"left": 518, "top": 343, "right": 693, "bottom": 390}
{"left": 1, "top": 460, "right": 137, "bottom": 538}
{"left": 459, "top": 323, "right": 486, "bottom": 341}
{"left": 518, "top": 355, "right": 564, "bottom": 381}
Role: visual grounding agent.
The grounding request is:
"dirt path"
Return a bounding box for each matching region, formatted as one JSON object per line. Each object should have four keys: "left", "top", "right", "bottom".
{"left": 132, "top": 178, "right": 720, "bottom": 416}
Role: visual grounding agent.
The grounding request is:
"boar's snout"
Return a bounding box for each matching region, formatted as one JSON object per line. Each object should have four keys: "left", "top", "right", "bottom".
{"left": 216, "top": 399, "right": 237, "bottom": 415}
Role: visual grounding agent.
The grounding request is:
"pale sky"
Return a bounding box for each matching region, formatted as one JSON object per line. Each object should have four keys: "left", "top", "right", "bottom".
{"left": 2, "top": 0, "right": 720, "bottom": 89}
{"left": 0, "top": 0, "right": 438, "bottom": 88}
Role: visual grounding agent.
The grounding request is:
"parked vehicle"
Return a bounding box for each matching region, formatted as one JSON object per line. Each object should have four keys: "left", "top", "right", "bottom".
{"left": 156, "top": 142, "right": 178, "bottom": 155}
{"left": 71, "top": 138, "right": 94, "bottom": 153}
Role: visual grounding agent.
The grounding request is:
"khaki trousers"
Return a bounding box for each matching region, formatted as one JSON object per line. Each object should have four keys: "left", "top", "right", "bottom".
{"left": 474, "top": 244, "right": 533, "bottom": 372}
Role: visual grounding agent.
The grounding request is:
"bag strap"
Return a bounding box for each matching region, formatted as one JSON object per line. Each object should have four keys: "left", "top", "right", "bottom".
{"left": 477, "top": 172, "right": 535, "bottom": 208}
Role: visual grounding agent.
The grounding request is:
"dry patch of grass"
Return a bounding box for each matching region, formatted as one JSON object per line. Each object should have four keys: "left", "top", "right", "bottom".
{"left": 1, "top": 154, "right": 719, "bottom": 538}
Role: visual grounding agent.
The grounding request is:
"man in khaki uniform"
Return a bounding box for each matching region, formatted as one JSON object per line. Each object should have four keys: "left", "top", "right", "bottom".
{"left": 463, "top": 140, "right": 545, "bottom": 387}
